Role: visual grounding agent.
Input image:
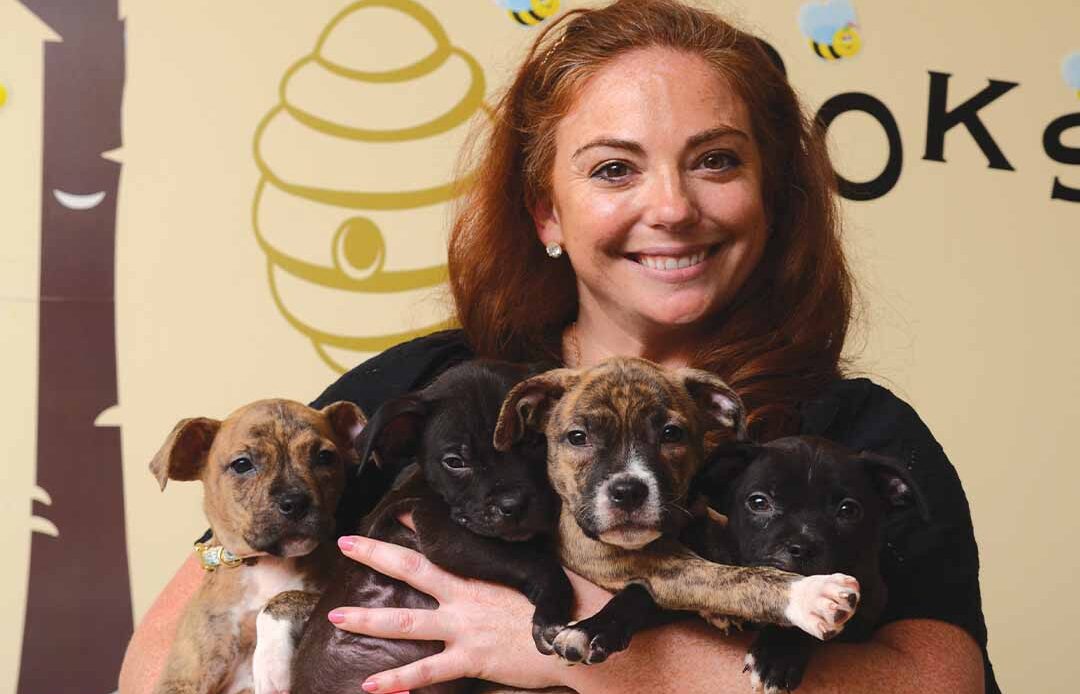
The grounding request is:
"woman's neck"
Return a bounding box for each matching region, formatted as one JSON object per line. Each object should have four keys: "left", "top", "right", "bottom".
{"left": 563, "top": 308, "right": 702, "bottom": 369}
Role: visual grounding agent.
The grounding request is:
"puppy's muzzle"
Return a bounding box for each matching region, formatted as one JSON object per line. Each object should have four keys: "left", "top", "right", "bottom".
{"left": 274, "top": 491, "right": 312, "bottom": 520}
{"left": 607, "top": 477, "right": 649, "bottom": 512}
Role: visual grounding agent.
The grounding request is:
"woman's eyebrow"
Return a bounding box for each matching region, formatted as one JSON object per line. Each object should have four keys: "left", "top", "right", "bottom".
{"left": 571, "top": 126, "right": 750, "bottom": 161}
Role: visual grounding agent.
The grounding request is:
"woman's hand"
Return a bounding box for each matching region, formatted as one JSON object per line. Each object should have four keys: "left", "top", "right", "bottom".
{"left": 330, "top": 522, "right": 613, "bottom": 693}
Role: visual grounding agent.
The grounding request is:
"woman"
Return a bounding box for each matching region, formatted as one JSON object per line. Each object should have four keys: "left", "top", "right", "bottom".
{"left": 120, "top": 1, "right": 997, "bottom": 692}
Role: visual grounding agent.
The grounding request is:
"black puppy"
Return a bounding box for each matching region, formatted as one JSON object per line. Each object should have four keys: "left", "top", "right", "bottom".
{"left": 696, "top": 436, "right": 928, "bottom": 693}
{"left": 286, "top": 360, "right": 572, "bottom": 694}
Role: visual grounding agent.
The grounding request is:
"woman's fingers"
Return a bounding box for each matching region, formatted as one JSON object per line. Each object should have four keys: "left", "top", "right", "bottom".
{"left": 338, "top": 535, "right": 455, "bottom": 599}
{"left": 328, "top": 606, "right": 445, "bottom": 641}
{"left": 361, "top": 652, "right": 465, "bottom": 694}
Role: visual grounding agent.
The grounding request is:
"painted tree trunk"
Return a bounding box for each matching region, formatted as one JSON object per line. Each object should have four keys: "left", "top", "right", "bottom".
{"left": 17, "top": 1, "right": 131, "bottom": 692}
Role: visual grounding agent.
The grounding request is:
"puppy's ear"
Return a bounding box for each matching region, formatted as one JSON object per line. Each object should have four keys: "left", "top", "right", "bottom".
{"left": 676, "top": 368, "right": 748, "bottom": 443}
{"left": 857, "top": 451, "right": 931, "bottom": 521}
{"left": 493, "top": 368, "right": 579, "bottom": 452}
{"left": 354, "top": 395, "right": 428, "bottom": 475}
{"left": 148, "top": 417, "right": 220, "bottom": 491}
{"left": 320, "top": 401, "right": 368, "bottom": 463}
{"left": 697, "top": 441, "right": 762, "bottom": 493}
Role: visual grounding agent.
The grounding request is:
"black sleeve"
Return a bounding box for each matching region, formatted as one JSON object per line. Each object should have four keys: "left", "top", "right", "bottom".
{"left": 308, "top": 329, "right": 474, "bottom": 415}
{"left": 808, "top": 380, "right": 1000, "bottom": 693}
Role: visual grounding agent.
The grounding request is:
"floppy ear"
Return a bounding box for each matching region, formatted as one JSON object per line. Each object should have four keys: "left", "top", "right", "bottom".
{"left": 354, "top": 395, "right": 429, "bottom": 476}
{"left": 148, "top": 417, "right": 220, "bottom": 491}
{"left": 676, "top": 368, "right": 748, "bottom": 444}
{"left": 696, "top": 440, "right": 763, "bottom": 494}
{"left": 857, "top": 451, "right": 931, "bottom": 521}
{"left": 493, "top": 368, "right": 579, "bottom": 452}
{"left": 320, "top": 400, "right": 367, "bottom": 464}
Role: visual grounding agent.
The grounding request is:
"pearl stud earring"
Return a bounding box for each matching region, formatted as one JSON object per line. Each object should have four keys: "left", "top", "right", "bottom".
{"left": 545, "top": 242, "right": 564, "bottom": 259}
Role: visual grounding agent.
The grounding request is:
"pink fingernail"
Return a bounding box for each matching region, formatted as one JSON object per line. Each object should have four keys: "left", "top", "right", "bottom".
{"left": 361, "top": 679, "right": 378, "bottom": 692}
{"left": 328, "top": 610, "right": 345, "bottom": 624}
{"left": 338, "top": 536, "right": 358, "bottom": 551}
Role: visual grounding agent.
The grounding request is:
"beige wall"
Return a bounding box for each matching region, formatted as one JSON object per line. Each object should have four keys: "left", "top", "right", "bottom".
{"left": 2, "top": 0, "right": 1077, "bottom": 691}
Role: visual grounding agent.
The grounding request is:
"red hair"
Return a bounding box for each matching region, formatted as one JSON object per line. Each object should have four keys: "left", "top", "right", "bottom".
{"left": 448, "top": 0, "right": 853, "bottom": 439}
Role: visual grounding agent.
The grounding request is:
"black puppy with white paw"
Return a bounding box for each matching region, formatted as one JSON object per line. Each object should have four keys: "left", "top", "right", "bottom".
{"left": 697, "top": 436, "right": 928, "bottom": 693}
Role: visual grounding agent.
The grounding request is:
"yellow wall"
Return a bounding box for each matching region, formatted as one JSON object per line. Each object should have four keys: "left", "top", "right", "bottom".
{"left": 1, "top": 1, "right": 1077, "bottom": 691}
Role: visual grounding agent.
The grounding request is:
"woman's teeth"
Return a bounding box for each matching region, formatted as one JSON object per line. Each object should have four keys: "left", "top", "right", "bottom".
{"left": 635, "top": 250, "right": 707, "bottom": 271}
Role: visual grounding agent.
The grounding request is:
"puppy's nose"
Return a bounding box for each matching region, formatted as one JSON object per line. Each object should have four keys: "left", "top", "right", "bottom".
{"left": 495, "top": 492, "right": 528, "bottom": 520}
{"left": 608, "top": 479, "right": 649, "bottom": 511}
{"left": 275, "top": 492, "right": 311, "bottom": 520}
{"left": 787, "top": 541, "right": 819, "bottom": 559}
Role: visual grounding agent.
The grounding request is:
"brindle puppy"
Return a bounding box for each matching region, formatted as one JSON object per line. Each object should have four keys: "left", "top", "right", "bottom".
{"left": 493, "top": 358, "right": 862, "bottom": 665}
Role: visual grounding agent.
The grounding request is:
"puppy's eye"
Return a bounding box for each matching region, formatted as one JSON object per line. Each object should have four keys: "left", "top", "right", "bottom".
{"left": 315, "top": 449, "right": 336, "bottom": 466}
{"left": 746, "top": 493, "right": 773, "bottom": 513}
{"left": 442, "top": 454, "right": 468, "bottom": 470}
{"left": 567, "top": 430, "right": 588, "bottom": 446}
{"left": 230, "top": 457, "right": 254, "bottom": 475}
{"left": 836, "top": 499, "right": 863, "bottom": 522}
{"left": 661, "top": 424, "right": 684, "bottom": 443}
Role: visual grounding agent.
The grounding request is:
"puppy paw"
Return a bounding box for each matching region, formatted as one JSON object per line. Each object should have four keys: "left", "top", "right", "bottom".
{"left": 253, "top": 609, "right": 295, "bottom": 694}
{"left": 784, "top": 573, "right": 859, "bottom": 640}
{"left": 744, "top": 652, "right": 799, "bottom": 694}
{"left": 551, "top": 617, "right": 632, "bottom": 665}
{"left": 532, "top": 619, "right": 565, "bottom": 656}
{"left": 745, "top": 629, "right": 813, "bottom": 693}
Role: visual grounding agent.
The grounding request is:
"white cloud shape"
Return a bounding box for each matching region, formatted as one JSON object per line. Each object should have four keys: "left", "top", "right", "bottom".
{"left": 799, "top": 0, "right": 858, "bottom": 44}
{"left": 1063, "top": 52, "right": 1080, "bottom": 90}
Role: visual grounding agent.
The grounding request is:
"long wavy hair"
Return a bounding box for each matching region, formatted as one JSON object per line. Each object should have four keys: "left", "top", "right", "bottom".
{"left": 447, "top": 0, "right": 853, "bottom": 440}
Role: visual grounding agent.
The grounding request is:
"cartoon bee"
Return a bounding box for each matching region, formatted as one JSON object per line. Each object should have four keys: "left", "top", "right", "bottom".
{"left": 799, "top": 0, "right": 863, "bottom": 61}
{"left": 499, "top": 0, "right": 560, "bottom": 27}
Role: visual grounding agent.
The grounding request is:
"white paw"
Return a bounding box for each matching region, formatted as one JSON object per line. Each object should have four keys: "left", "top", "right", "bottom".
{"left": 784, "top": 573, "right": 859, "bottom": 640}
{"left": 253, "top": 610, "right": 295, "bottom": 694}
{"left": 551, "top": 624, "right": 591, "bottom": 664}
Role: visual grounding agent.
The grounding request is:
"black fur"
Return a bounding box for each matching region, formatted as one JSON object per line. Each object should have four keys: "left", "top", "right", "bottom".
{"left": 292, "top": 361, "right": 571, "bottom": 694}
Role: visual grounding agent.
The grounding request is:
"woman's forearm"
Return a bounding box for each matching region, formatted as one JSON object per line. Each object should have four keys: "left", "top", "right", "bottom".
{"left": 563, "top": 619, "right": 984, "bottom": 694}
{"left": 117, "top": 555, "right": 202, "bottom": 694}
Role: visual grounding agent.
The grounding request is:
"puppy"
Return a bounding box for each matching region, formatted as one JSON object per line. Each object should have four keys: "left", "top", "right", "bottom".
{"left": 148, "top": 398, "right": 365, "bottom": 694}
{"left": 699, "top": 436, "right": 929, "bottom": 693}
{"left": 280, "top": 361, "right": 571, "bottom": 694}
{"left": 493, "top": 358, "right": 862, "bottom": 665}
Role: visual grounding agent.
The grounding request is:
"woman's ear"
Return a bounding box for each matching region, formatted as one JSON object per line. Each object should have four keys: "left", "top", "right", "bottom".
{"left": 530, "top": 196, "right": 562, "bottom": 247}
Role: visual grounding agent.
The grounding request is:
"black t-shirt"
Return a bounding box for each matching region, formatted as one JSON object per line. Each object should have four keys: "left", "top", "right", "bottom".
{"left": 312, "top": 329, "right": 1000, "bottom": 693}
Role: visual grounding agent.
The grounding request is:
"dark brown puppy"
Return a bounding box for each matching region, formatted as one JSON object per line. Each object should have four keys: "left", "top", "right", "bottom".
{"left": 695, "top": 436, "right": 929, "bottom": 693}
{"left": 278, "top": 361, "right": 569, "bottom": 694}
{"left": 148, "top": 398, "right": 365, "bottom": 694}
{"left": 494, "top": 358, "right": 862, "bottom": 665}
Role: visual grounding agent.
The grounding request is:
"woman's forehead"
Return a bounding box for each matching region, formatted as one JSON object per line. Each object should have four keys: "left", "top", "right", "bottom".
{"left": 555, "top": 47, "right": 753, "bottom": 151}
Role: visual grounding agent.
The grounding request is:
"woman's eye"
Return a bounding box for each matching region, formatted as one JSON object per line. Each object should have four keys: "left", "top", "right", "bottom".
{"left": 746, "top": 493, "right": 772, "bottom": 513}
{"left": 230, "top": 457, "right": 254, "bottom": 475}
{"left": 592, "top": 161, "right": 632, "bottom": 181}
{"left": 661, "top": 424, "right": 684, "bottom": 443}
{"left": 442, "top": 454, "right": 467, "bottom": 470}
{"left": 836, "top": 499, "right": 863, "bottom": 521}
{"left": 567, "top": 430, "right": 588, "bottom": 446}
{"left": 315, "top": 449, "right": 336, "bottom": 466}
{"left": 700, "top": 151, "right": 739, "bottom": 171}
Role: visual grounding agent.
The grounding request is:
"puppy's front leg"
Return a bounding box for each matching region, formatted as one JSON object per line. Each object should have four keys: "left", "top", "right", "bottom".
{"left": 254, "top": 590, "right": 321, "bottom": 694}
{"left": 411, "top": 496, "right": 573, "bottom": 655}
{"left": 550, "top": 583, "right": 674, "bottom": 665}
{"left": 746, "top": 626, "right": 817, "bottom": 693}
{"left": 642, "top": 543, "right": 860, "bottom": 640}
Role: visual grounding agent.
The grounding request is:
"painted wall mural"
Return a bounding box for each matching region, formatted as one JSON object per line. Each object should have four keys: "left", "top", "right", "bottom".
{"left": 15, "top": 1, "right": 130, "bottom": 693}
{"left": 252, "top": 0, "right": 486, "bottom": 372}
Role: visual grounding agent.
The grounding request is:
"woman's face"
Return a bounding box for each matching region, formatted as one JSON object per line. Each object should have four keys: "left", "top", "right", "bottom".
{"left": 534, "top": 47, "right": 769, "bottom": 334}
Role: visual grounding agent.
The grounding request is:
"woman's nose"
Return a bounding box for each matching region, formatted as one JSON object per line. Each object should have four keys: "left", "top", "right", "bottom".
{"left": 642, "top": 170, "right": 699, "bottom": 230}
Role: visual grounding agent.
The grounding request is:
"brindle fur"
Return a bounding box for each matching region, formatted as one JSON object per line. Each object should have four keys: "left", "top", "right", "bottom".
{"left": 496, "top": 358, "right": 856, "bottom": 664}
{"left": 149, "top": 399, "right": 363, "bottom": 694}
